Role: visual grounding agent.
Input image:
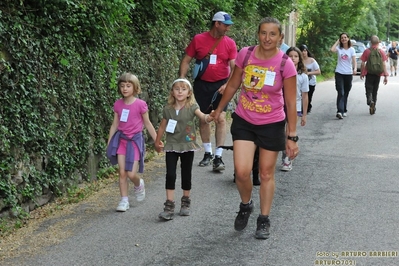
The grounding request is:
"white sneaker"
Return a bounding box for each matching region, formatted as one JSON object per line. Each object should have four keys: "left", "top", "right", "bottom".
{"left": 134, "top": 179, "right": 145, "bottom": 202}
{"left": 343, "top": 113, "right": 347, "bottom": 117}
{"left": 336, "top": 112, "right": 343, "bottom": 119}
{"left": 116, "top": 200, "right": 129, "bottom": 212}
{"left": 281, "top": 157, "right": 292, "bottom": 172}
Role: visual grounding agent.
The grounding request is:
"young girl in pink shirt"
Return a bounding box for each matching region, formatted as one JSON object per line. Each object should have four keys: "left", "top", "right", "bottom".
{"left": 107, "top": 72, "right": 160, "bottom": 212}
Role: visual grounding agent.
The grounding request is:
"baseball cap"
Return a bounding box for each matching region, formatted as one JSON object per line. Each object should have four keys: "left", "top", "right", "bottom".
{"left": 212, "top": 11, "right": 234, "bottom": 25}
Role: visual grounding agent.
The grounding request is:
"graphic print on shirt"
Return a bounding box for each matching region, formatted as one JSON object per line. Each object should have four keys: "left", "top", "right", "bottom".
{"left": 341, "top": 53, "right": 349, "bottom": 60}
{"left": 239, "top": 63, "right": 277, "bottom": 114}
{"left": 185, "top": 121, "right": 196, "bottom": 142}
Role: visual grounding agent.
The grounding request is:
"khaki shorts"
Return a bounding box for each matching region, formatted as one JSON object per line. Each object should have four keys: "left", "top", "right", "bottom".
{"left": 389, "top": 58, "right": 397, "bottom": 67}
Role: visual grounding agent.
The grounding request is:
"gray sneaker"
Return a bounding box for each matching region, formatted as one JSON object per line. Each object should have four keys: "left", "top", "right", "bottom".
{"left": 255, "top": 215, "right": 270, "bottom": 239}
{"left": 199, "top": 152, "right": 213, "bottom": 166}
{"left": 159, "top": 200, "right": 175, "bottom": 220}
{"left": 179, "top": 196, "right": 191, "bottom": 216}
{"left": 212, "top": 156, "right": 225, "bottom": 171}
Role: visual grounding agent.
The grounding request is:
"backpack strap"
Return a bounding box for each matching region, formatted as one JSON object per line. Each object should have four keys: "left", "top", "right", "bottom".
{"left": 242, "top": 45, "right": 256, "bottom": 68}
{"left": 280, "top": 53, "right": 289, "bottom": 118}
{"left": 280, "top": 53, "right": 288, "bottom": 76}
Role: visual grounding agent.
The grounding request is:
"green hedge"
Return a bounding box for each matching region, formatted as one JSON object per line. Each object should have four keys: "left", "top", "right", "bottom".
{"left": 0, "top": 0, "right": 294, "bottom": 215}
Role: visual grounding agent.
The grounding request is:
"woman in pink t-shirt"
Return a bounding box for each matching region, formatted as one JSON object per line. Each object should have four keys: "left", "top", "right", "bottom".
{"left": 107, "top": 72, "right": 160, "bottom": 212}
{"left": 212, "top": 17, "right": 299, "bottom": 240}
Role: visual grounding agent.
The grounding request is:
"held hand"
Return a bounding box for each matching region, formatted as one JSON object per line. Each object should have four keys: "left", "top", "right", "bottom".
{"left": 209, "top": 110, "right": 220, "bottom": 123}
{"left": 204, "top": 114, "right": 213, "bottom": 124}
{"left": 155, "top": 141, "right": 164, "bottom": 153}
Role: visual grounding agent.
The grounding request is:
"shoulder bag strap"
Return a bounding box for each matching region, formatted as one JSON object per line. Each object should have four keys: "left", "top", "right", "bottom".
{"left": 205, "top": 36, "right": 224, "bottom": 58}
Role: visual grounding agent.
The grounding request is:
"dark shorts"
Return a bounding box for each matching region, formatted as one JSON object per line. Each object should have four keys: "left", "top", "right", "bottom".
{"left": 193, "top": 78, "right": 228, "bottom": 114}
{"left": 230, "top": 112, "right": 286, "bottom": 151}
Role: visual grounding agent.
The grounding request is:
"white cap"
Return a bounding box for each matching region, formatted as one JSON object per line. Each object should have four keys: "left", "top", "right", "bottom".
{"left": 212, "top": 11, "right": 234, "bottom": 25}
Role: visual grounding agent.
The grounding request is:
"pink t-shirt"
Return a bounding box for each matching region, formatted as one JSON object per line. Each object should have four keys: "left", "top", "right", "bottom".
{"left": 114, "top": 98, "right": 148, "bottom": 138}
{"left": 185, "top": 32, "right": 237, "bottom": 82}
{"left": 234, "top": 47, "right": 297, "bottom": 125}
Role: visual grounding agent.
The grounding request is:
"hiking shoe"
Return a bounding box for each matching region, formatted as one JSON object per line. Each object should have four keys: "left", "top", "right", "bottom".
{"left": 281, "top": 157, "right": 292, "bottom": 172}
{"left": 199, "top": 152, "right": 213, "bottom": 166}
{"left": 134, "top": 179, "right": 145, "bottom": 201}
{"left": 234, "top": 200, "right": 254, "bottom": 231}
{"left": 213, "top": 156, "right": 225, "bottom": 171}
{"left": 336, "top": 112, "right": 343, "bottom": 119}
{"left": 159, "top": 200, "right": 175, "bottom": 220}
{"left": 369, "top": 102, "right": 375, "bottom": 115}
{"left": 116, "top": 200, "right": 129, "bottom": 212}
{"left": 179, "top": 196, "right": 191, "bottom": 216}
{"left": 255, "top": 215, "right": 270, "bottom": 239}
{"left": 343, "top": 112, "right": 347, "bottom": 117}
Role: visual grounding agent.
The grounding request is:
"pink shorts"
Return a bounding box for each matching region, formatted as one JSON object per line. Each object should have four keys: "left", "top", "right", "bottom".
{"left": 117, "top": 139, "right": 140, "bottom": 161}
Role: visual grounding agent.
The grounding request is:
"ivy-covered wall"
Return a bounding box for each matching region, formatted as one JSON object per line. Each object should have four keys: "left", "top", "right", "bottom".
{"left": 0, "top": 0, "right": 294, "bottom": 217}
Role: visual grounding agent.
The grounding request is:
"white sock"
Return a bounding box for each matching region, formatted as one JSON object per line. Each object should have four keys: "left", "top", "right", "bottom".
{"left": 203, "top": 143, "right": 212, "bottom": 153}
{"left": 215, "top": 147, "right": 223, "bottom": 157}
{"left": 121, "top": 196, "right": 128, "bottom": 202}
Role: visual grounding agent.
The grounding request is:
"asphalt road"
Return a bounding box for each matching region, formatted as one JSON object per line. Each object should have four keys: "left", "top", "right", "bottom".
{"left": 3, "top": 75, "right": 399, "bottom": 266}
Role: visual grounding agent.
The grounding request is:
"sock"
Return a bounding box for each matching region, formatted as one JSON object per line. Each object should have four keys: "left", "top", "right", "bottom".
{"left": 259, "top": 214, "right": 269, "bottom": 220}
{"left": 121, "top": 196, "right": 128, "bottom": 202}
{"left": 215, "top": 147, "right": 223, "bottom": 157}
{"left": 242, "top": 199, "right": 252, "bottom": 205}
{"left": 203, "top": 143, "right": 212, "bottom": 153}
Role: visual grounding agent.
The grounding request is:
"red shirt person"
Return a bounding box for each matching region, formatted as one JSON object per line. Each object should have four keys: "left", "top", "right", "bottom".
{"left": 360, "top": 35, "right": 388, "bottom": 115}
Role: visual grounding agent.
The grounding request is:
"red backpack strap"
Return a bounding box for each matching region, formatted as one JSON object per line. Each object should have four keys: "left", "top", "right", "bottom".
{"left": 242, "top": 45, "right": 256, "bottom": 68}
{"left": 280, "top": 53, "right": 288, "bottom": 77}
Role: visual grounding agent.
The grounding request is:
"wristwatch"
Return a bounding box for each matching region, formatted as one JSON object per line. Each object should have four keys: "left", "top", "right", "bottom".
{"left": 287, "top": 135, "right": 299, "bottom": 142}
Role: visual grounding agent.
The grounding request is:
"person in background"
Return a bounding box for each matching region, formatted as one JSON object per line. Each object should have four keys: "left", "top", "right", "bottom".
{"left": 155, "top": 78, "right": 213, "bottom": 220}
{"left": 299, "top": 44, "right": 321, "bottom": 113}
{"left": 280, "top": 41, "right": 290, "bottom": 53}
{"left": 360, "top": 35, "right": 388, "bottom": 115}
{"left": 281, "top": 47, "right": 309, "bottom": 172}
{"left": 330, "top": 32, "right": 356, "bottom": 119}
{"left": 386, "top": 41, "right": 398, "bottom": 77}
{"left": 179, "top": 11, "right": 237, "bottom": 172}
{"left": 211, "top": 17, "right": 299, "bottom": 240}
{"left": 107, "top": 73, "right": 160, "bottom": 212}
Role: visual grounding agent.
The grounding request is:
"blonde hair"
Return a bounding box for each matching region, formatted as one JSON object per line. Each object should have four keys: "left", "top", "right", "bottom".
{"left": 167, "top": 79, "right": 196, "bottom": 107}
{"left": 117, "top": 72, "right": 141, "bottom": 96}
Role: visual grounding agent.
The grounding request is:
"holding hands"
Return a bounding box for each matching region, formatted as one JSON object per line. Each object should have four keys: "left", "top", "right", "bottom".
{"left": 155, "top": 140, "right": 164, "bottom": 153}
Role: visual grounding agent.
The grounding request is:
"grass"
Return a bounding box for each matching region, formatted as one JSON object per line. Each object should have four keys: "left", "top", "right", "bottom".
{"left": 0, "top": 167, "right": 119, "bottom": 237}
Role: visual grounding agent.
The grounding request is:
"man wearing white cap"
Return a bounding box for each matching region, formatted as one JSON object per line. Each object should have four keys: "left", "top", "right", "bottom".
{"left": 179, "top": 11, "right": 237, "bottom": 172}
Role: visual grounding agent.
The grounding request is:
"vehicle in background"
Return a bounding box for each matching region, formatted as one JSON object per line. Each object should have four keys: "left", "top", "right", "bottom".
{"left": 352, "top": 42, "right": 366, "bottom": 73}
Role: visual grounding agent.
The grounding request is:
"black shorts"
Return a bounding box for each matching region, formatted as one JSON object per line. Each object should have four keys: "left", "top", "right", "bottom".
{"left": 230, "top": 112, "right": 286, "bottom": 151}
{"left": 193, "top": 78, "right": 228, "bottom": 114}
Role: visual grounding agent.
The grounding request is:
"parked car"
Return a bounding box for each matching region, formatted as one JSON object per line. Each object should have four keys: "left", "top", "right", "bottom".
{"left": 352, "top": 42, "right": 366, "bottom": 73}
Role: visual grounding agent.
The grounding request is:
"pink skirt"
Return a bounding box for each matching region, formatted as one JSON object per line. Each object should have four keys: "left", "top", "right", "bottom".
{"left": 117, "top": 139, "right": 140, "bottom": 161}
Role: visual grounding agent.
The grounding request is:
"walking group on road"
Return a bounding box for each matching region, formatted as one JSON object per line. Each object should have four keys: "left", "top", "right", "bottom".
{"left": 105, "top": 12, "right": 388, "bottom": 241}
{"left": 330, "top": 33, "right": 389, "bottom": 118}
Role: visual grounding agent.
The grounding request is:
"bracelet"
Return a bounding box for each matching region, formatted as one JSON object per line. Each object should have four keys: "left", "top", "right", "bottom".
{"left": 204, "top": 114, "right": 211, "bottom": 124}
